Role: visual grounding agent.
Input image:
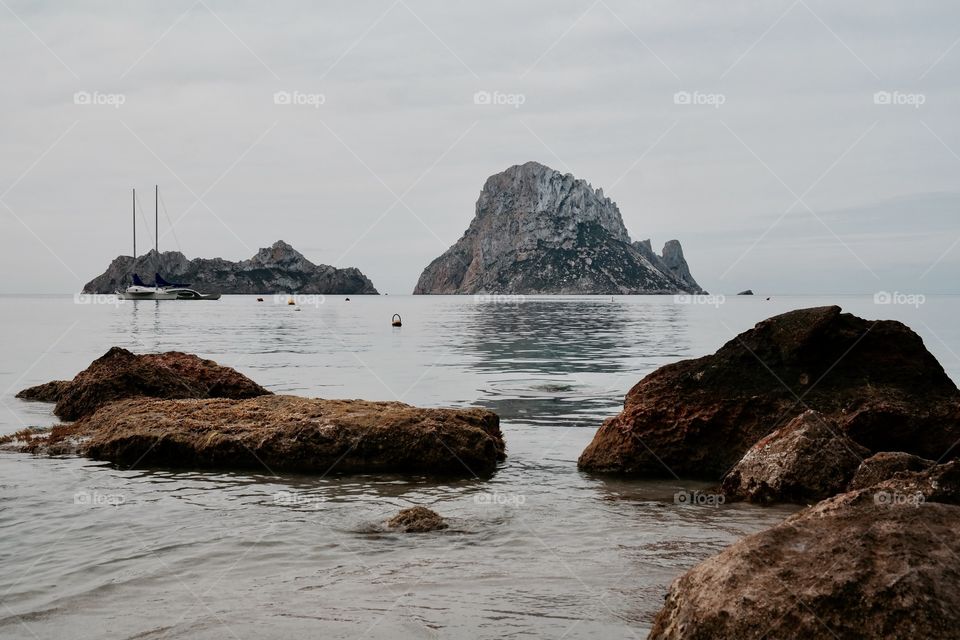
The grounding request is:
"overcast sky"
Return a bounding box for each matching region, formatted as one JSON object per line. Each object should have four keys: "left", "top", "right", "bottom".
{"left": 1, "top": 0, "right": 957, "bottom": 294}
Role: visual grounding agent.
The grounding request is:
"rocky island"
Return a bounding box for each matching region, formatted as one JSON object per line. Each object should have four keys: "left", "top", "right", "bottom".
{"left": 413, "top": 161, "right": 704, "bottom": 295}
{"left": 83, "top": 240, "right": 378, "bottom": 295}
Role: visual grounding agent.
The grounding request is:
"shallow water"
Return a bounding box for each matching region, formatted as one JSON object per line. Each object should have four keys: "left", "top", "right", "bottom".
{"left": 1, "top": 295, "right": 957, "bottom": 639}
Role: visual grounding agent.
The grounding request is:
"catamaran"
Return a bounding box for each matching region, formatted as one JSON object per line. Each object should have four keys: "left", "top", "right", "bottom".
{"left": 116, "top": 186, "right": 220, "bottom": 301}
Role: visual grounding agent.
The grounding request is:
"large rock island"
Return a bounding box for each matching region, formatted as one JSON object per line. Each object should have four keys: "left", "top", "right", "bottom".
{"left": 83, "top": 240, "right": 378, "bottom": 295}
{"left": 413, "top": 161, "right": 704, "bottom": 295}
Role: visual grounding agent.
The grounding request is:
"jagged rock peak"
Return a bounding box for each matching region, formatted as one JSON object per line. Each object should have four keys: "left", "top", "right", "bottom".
{"left": 414, "top": 161, "right": 704, "bottom": 295}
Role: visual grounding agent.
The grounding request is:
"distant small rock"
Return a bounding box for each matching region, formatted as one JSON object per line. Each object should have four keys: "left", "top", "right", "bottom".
{"left": 737, "top": 289, "right": 754, "bottom": 295}
{"left": 386, "top": 506, "right": 448, "bottom": 532}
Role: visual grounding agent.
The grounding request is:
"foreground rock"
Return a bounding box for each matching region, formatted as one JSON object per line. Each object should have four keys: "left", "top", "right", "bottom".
{"left": 579, "top": 306, "right": 960, "bottom": 478}
{"left": 83, "top": 240, "right": 378, "bottom": 295}
{"left": 720, "top": 410, "right": 869, "bottom": 504}
{"left": 12, "top": 395, "right": 505, "bottom": 476}
{"left": 413, "top": 161, "right": 703, "bottom": 295}
{"left": 17, "top": 347, "right": 270, "bottom": 421}
{"left": 386, "top": 506, "right": 448, "bottom": 532}
{"left": 648, "top": 485, "right": 960, "bottom": 639}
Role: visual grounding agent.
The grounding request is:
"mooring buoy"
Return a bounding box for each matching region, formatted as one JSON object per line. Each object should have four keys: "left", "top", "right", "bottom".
{"left": 256, "top": 297, "right": 264, "bottom": 302}
{"left": 288, "top": 297, "right": 296, "bottom": 306}
{"left": 391, "top": 313, "right": 402, "bottom": 327}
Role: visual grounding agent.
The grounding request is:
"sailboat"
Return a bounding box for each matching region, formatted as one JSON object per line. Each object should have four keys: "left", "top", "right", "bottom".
{"left": 116, "top": 186, "right": 220, "bottom": 301}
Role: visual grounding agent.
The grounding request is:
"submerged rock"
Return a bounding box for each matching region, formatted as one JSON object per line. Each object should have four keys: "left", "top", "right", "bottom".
{"left": 386, "top": 506, "right": 448, "bottom": 532}
{"left": 720, "top": 410, "right": 869, "bottom": 504}
{"left": 578, "top": 306, "right": 960, "bottom": 478}
{"left": 22, "top": 395, "right": 505, "bottom": 476}
{"left": 648, "top": 483, "right": 960, "bottom": 639}
{"left": 17, "top": 347, "right": 271, "bottom": 421}
{"left": 82, "top": 240, "right": 379, "bottom": 295}
{"left": 413, "top": 161, "right": 703, "bottom": 295}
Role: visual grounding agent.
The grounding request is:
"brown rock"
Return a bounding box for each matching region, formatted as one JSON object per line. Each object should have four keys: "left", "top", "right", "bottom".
{"left": 17, "top": 347, "right": 271, "bottom": 421}
{"left": 867, "top": 460, "right": 960, "bottom": 506}
{"left": 578, "top": 306, "right": 960, "bottom": 478}
{"left": 720, "top": 410, "right": 869, "bottom": 504}
{"left": 386, "top": 506, "right": 448, "bottom": 532}
{"left": 648, "top": 486, "right": 960, "bottom": 639}
{"left": 15, "top": 380, "right": 70, "bottom": 403}
{"left": 848, "top": 450, "right": 936, "bottom": 491}
{"left": 32, "top": 395, "right": 504, "bottom": 476}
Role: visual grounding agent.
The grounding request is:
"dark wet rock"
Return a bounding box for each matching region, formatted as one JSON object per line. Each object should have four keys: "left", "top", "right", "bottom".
{"left": 848, "top": 451, "right": 937, "bottom": 491}
{"left": 737, "top": 289, "right": 754, "bottom": 295}
{"left": 866, "top": 460, "right": 960, "bottom": 506}
{"left": 578, "top": 306, "right": 960, "bottom": 478}
{"left": 13, "top": 395, "right": 505, "bottom": 476}
{"left": 413, "top": 161, "right": 703, "bottom": 295}
{"left": 15, "top": 380, "right": 70, "bottom": 403}
{"left": 18, "top": 347, "right": 271, "bottom": 421}
{"left": 386, "top": 506, "right": 448, "bottom": 532}
{"left": 648, "top": 483, "right": 960, "bottom": 639}
{"left": 720, "top": 410, "right": 869, "bottom": 504}
{"left": 83, "top": 240, "right": 378, "bottom": 295}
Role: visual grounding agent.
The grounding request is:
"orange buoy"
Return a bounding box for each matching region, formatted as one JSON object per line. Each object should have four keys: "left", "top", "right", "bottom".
{"left": 391, "top": 313, "right": 402, "bottom": 327}
{"left": 287, "top": 297, "right": 296, "bottom": 306}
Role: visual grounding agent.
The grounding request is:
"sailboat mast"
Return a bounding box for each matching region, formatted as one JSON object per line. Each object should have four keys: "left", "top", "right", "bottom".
{"left": 155, "top": 185, "right": 158, "bottom": 255}
{"left": 132, "top": 187, "right": 136, "bottom": 258}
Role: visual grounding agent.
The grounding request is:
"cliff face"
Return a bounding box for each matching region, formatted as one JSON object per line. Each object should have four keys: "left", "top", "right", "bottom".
{"left": 413, "top": 161, "right": 704, "bottom": 295}
{"left": 83, "top": 241, "right": 379, "bottom": 295}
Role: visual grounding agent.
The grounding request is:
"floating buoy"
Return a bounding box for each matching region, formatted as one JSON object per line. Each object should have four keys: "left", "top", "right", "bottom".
{"left": 287, "top": 297, "right": 296, "bottom": 306}
{"left": 391, "top": 313, "right": 402, "bottom": 327}
{"left": 256, "top": 297, "right": 264, "bottom": 302}
{"left": 345, "top": 297, "right": 351, "bottom": 302}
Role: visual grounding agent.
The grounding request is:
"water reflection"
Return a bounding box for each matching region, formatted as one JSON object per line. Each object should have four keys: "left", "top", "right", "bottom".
{"left": 454, "top": 298, "right": 690, "bottom": 427}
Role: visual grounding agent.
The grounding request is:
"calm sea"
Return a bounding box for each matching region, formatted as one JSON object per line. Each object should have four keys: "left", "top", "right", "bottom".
{"left": 1, "top": 294, "right": 957, "bottom": 639}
